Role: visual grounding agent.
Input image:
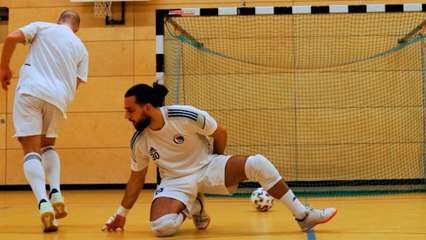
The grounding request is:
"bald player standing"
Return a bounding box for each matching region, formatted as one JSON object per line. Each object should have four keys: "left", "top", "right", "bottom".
{"left": 0, "top": 10, "right": 88, "bottom": 232}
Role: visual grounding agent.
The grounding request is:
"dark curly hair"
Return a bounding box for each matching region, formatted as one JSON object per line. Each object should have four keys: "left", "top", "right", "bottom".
{"left": 125, "top": 82, "right": 169, "bottom": 107}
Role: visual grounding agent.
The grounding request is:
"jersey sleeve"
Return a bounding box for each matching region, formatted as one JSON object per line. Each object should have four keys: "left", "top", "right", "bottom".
{"left": 77, "top": 50, "right": 89, "bottom": 82}
{"left": 130, "top": 131, "right": 149, "bottom": 172}
{"left": 19, "top": 22, "right": 41, "bottom": 44}
{"left": 171, "top": 106, "right": 218, "bottom": 136}
{"left": 130, "top": 147, "right": 149, "bottom": 172}
{"left": 197, "top": 108, "right": 218, "bottom": 136}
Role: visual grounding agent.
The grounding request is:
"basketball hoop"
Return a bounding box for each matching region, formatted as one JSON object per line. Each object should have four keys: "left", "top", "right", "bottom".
{"left": 94, "top": 0, "right": 112, "bottom": 18}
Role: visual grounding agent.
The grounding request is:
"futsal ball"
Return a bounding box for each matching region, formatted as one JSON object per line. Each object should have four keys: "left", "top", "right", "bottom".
{"left": 250, "top": 187, "right": 274, "bottom": 212}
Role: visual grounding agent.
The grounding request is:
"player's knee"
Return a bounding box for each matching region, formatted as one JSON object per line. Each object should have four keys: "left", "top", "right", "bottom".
{"left": 150, "top": 213, "right": 184, "bottom": 237}
{"left": 244, "top": 154, "right": 282, "bottom": 190}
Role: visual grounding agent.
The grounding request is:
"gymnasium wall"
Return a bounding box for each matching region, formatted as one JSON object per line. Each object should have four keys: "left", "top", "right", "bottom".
{"left": 0, "top": 0, "right": 424, "bottom": 186}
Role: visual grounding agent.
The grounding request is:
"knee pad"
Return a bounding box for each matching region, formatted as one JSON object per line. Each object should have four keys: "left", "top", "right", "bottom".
{"left": 244, "top": 154, "right": 282, "bottom": 191}
{"left": 150, "top": 213, "right": 184, "bottom": 237}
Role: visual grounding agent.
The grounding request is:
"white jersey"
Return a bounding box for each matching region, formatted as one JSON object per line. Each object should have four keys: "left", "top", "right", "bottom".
{"left": 17, "top": 22, "right": 89, "bottom": 116}
{"left": 130, "top": 105, "right": 218, "bottom": 179}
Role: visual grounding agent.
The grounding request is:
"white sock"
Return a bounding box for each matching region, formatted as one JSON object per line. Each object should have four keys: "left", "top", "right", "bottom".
{"left": 41, "top": 146, "right": 61, "bottom": 193}
{"left": 23, "top": 153, "right": 48, "bottom": 204}
{"left": 280, "top": 190, "right": 308, "bottom": 219}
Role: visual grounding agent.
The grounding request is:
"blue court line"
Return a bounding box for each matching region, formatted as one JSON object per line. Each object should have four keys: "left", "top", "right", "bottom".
{"left": 307, "top": 230, "right": 316, "bottom": 240}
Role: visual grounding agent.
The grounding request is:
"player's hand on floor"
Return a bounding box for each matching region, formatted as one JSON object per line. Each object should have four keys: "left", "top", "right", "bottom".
{"left": 102, "top": 214, "right": 126, "bottom": 231}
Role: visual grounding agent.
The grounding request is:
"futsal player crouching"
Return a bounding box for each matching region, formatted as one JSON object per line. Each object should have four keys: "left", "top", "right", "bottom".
{"left": 102, "top": 83, "right": 337, "bottom": 236}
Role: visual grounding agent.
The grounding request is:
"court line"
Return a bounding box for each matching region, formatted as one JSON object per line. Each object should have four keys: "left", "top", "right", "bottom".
{"left": 307, "top": 230, "right": 316, "bottom": 240}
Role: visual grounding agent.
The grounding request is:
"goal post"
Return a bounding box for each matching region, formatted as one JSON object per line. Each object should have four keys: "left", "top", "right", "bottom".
{"left": 156, "top": 4, "right": 426, "bottom": 197}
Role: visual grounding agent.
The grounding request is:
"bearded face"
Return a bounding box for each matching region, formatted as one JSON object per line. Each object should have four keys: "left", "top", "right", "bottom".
{"left": 134, "top": 116, "right": 151, "bottom": 131}
{"left": 124, "top": 96, "right": 151, "bottom": 132}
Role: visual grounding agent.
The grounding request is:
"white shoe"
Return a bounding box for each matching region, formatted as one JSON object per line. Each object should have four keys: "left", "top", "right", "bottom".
{"left": 50, "top": 192, "right": 68, "bottom": 219}
{"left": 296, "top": 207, "right": 337, "bottom": 232}
{"left": 192, "top": 193, "right": 211, "bottom": 230}
{"left": 39, "top": 201, "right": 58, "bottom": 232}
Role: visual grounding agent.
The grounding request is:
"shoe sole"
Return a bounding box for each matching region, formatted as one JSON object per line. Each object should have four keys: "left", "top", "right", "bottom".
{"left": 41, "top": 211, "right": 58, "bottom": 232}
{"left": 303, "top": 209, "right": 338, "bottom": 232}
{"left": 196, "top": 217, "right": 211, "bottom": 230}
{"left": 52, "top": 202, "right": 68, "bottom": 219}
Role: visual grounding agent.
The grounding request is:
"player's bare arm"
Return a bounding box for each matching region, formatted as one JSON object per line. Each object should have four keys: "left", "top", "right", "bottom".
{"left": 210, "top": 123, "right": 227, "bottom": 155}
{"left": 121, "top": 168, "right": 148, "bottom": 209}
{"left": 102, "top": 167, "right": 147, "bottom": 231}
{"left": 76, "top": 78, "right": 83, "bottom": 89}
{"left": 0, "top": 30, "right": 25, "bottom": 90}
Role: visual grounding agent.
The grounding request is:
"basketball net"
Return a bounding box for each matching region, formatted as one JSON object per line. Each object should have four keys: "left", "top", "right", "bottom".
{"left": 94, "top": 0, "right": 112, "bottom": 18}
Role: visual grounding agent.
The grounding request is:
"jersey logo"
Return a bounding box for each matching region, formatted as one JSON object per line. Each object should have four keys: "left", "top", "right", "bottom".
{"left": 173, "top": 134, "right": 184, "bottom": 144}
{"left": 149, "top": 147, "right": 160, "bottom": 160}
{"left": 155, "top": 187, "right": 164, "bottom": 195}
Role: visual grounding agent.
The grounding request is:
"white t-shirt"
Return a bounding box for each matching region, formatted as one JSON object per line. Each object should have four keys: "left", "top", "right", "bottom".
{"left": 130, "top": 105, "right": 218, "bottom": 179}
{"left": 17, "top": 22, "right": 89, "bottom": 116}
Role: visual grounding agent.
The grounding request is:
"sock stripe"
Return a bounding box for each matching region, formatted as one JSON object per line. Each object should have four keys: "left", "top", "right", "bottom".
{"left": 41, "top": 146, "right": 55, "bottom": 155}
{"left": 24, "top": 153, "right": 42, "bottom": 162}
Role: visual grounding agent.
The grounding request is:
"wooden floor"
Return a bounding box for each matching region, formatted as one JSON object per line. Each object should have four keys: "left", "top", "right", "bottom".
{"left": 0, "top": 189, "right": 425, "bottom": 240}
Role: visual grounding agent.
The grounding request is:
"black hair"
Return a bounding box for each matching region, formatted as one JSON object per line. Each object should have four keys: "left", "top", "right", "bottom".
{"left": 125, "top": 82, "right": 169, "bottom": 107}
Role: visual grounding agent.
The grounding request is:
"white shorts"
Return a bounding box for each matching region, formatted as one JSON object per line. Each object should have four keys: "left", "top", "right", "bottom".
{"left": 153, "top": 154, "right": 236, "bottom": 214}
{"left": 13, "top": 93, "right": 64, "bottom": 138}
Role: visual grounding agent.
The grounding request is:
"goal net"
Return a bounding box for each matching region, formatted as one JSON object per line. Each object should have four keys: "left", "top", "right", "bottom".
{"left": 160, "top": 7, "right": 426, "bottom": 196}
